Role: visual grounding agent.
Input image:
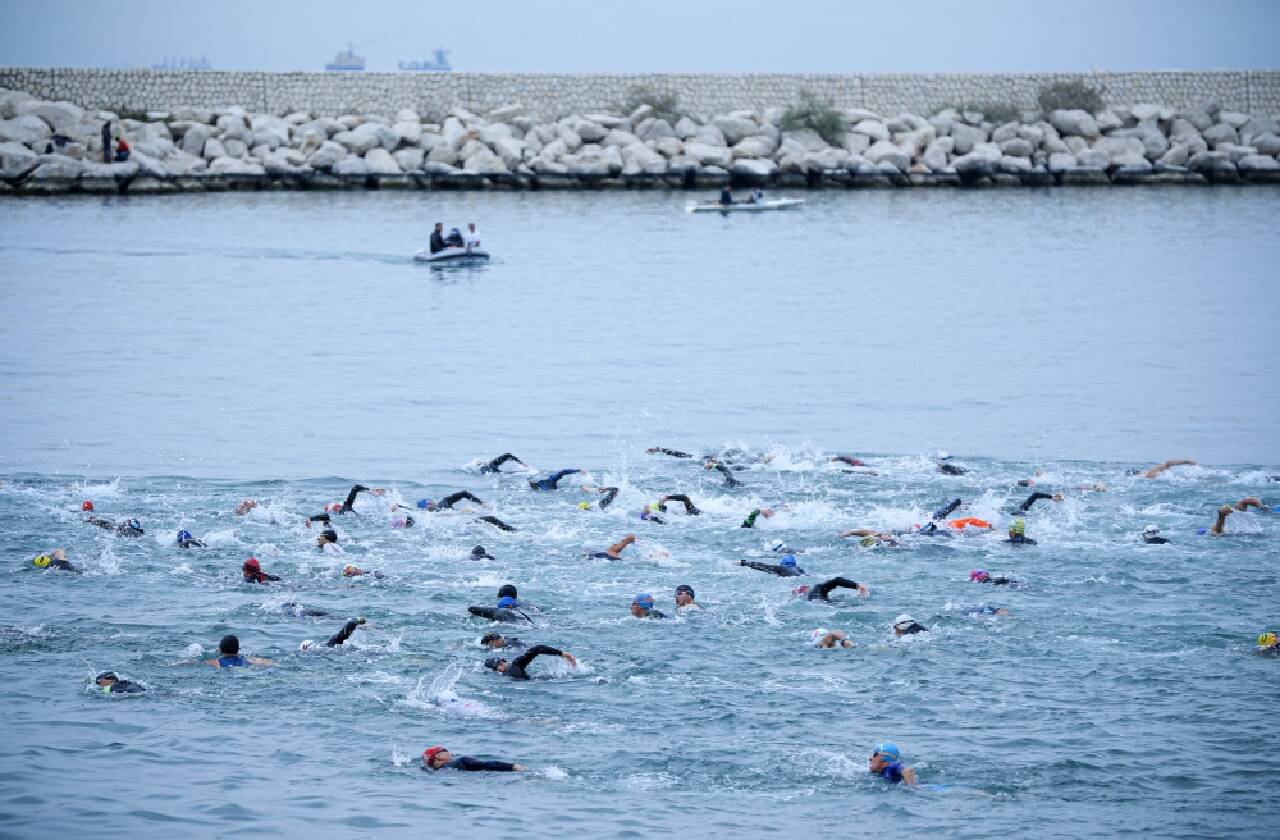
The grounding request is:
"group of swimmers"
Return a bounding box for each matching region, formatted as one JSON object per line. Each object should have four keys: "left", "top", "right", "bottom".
{"left": 28, "top": 449, "right": 1276, "bottom": 783}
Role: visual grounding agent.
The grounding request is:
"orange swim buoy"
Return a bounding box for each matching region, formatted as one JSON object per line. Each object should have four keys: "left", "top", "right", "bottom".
{"left": 946, "top": 517, "right": 992, "bottom": 530}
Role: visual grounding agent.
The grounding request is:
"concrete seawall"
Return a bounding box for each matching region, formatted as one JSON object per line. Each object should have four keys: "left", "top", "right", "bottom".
{"left": 3, "top": 67, "right": 1280, "bottom": 120}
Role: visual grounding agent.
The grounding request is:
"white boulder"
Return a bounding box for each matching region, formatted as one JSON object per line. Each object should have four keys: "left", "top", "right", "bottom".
{"left": 1050, "top": 109, "right": 1100, "bottom": 138}
{"left": 364, "top": 148, "right": 402, "bottom": 174}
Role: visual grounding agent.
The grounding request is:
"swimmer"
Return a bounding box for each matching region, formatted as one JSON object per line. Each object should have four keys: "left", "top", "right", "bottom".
{"left": 85, "top": 516, "right": 144, "bottom": 537}
{"left": 342, "top": 564, "right": 384, "bottom": 579}
{"left": 389, "top": 514, "right": 415, "bottom": 528}
{"left": 630, "top": 592, "right": 667, "bottom": 619}
{"left": 656, "top": 494, "right": 701, "bottom": 516}
{"left": 892, "top": 614, "right": 928, "bottom": 636}
{"left": 340, "top": 484, "right": 386, "bottom": 513}
{"left": 837, "top": 529, "right": 900, "bottom": 547}
{"left": 480, "top": 632, "right": 525, "bottom": 650}
{"left": 242, "top": 557, "right": 280, "bottom": 584}
{"left": 740, "top": 508, "right": 775, "bottom": 529}
{"left": 1233, "top": 496, "right": 1269, "bottom": 512}
{"left": 589, "top": 533, "right": 637, "bottom": 560}
{"left": 1006, "top": 517, "right": 1036, "bottom": 545}
{"left": 961, "top": 605, "right": 1011, "bottom": 617}
{"left": 1208, "top": 505, "right": 1233, "bottom": 536}
{"left": 528, "top": 469, "right": 585, "bottom": 491}
{"left": 703, "top": 459, "right": 742, "bottom": 487}
{"left": 767, "top": 538, "right": 801, "bottom": 554}
{"left": 970, "top": 569, "right": 1016, "bottom": 585}
{"left": 1141, "top": 526, "right": 1170, "bottom": 545}
{"left": 468, "top": 596, "right": 531, "bottom": 624}
{"left": 95, "top": 671, "right": 144, "bottom": 694}
{"left": 869, "top": 743, "right": 917, "bottom": 785}
{"left": 1016, "top": 491, "right": 1063, "bottom": 513}
{"left": 317, "top": 529, "right": 344, "bottom": 553}
{"left": 739, "top": 554, "right": 805, "bottom": 577}
{"left": 1132, "top": 459, "right": 1196, "bottom": 478}
{"left": 811, "top": 629, "right": 854, "bottom": 649}
{"left": 81, "top": 500, "right": 94, "bottom": 512}
{"left": 235, "top": 499, "right": 257, "bottom": 516}
{"left": 640, "top": 503, "right": 666, "bottom": 524}
{"left": 416, "top": 491, "right": 485, "bottom": 512}
{"left": 206, "top": 634, "right": 273, "bottom": 668}
{"left": 1017, "top": 469, "right": 1044, "bottom": 487}
{"left": 484, "top": 644, "right": 577, "bottom": 679}
{"left": 300, "top": 617, "right": 366, "bottom": 650}
{"left": 937, "top": 459, "right": 967, "bottom": 476}
{"left": 32, "top": 548, "right": 80, "bottom": 573}
{"left": 674, "top": 584, "right": 701, "bottom": 612}
{"left": 479, "top": 453, "right": 528, "bottom": 473}
{"left": 422, "top": 746, "right": 525, "bottom": 772}
{"left": 794, "top": 576, "right": 869, "bottom": 602}
{"left": 646, "top": 447, "right": 694, "bottom": 458}
{"left": 1257, "top": 632, "right": 1279, "bottom": 653}
{"left": 477, "top": 515, "right": 516, "bottom": 531}
{"left": 279, "top": 602, "right": 330, "bottom": 618}
{"left": 580, "top": 485, "right": 620, "bottom": 510}
{"left": 470, "top": 545, "right": 497, "bottom": 561}
{"left": 830, "top": 455, "right": 866, "bottom": 468}
{"left": 176, "top": 529, "right": 205, "bottom": 548}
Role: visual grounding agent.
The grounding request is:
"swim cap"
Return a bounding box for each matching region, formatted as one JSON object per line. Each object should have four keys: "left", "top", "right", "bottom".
{"left": 416, "top": 499, "right": 430, "bottom": 509}
{"left": 648, "top": 502, "right": 661, "bottom": 513}
{"left": 483, "top": 657, "right": 504, "bottom": 670}
{"left": 1258, "top": 632, "right": 1278, "bottom": 648}
{"left": 676, "top": 584, "right": 695, "bottom": 599}
{"left": 497, "top": 596, "right": 517, "bottom": 608}
{"left": 769, "top": 539, "right": 785, "bottom": 552}
{"left": 404, "top": 516, "right": 415, "bottom": 527}
{"left": 497, "top": 584, "right": 518, "bottom": 600}
{"left": 480, "top": 632, "right": 502, "bottom": 645}
{"left": 423, "top": 746, "right": 447, "bottom": 765}
{"left": 1142, "top": 525, "right": 1159, "bottom": 537}
{"left": 578, "top": 501, "right": 591, "bottom": 510}
{"left": 810, "top": 628, "right": 828, "bottom": 644}
{"left": 970, "top": 569, "right": 990, "bottom": 582}
{"left": 219, "top": 634, "right": 239, "bottom": 655}
{"left": 33, "top": 554, "right": 51, "bottom": 568}
{"left": 342, "top": 565, "right": 361, "bottom": 577}
{"left": 1196, "top": 528, "right": 1208, "bottom": 535}
{"left": 127, "top": 519, "right": 141, "bottom": 531}
{"left": 243, "top": 557, "right": 260, "bottom": 571}
{"left": 95, "top": 671, "right": 117, "bottom": 683}
{"left": 859, "top": 536, "right": 878, "bottom": 547}
{"left": 299, "top": 640, "right": 315, "bottom": 650}
{"left": 1010, "top": 518, "right": 1026, "bottom": 536}
{"left": 873, "top": 742, "right": 900, "bottom": 760}
{"left": 633, "top": 593, "right": 655, "bottom": 609}
{"left": 892, "top": 614, "right": 915, "bottom": 629}
{"left": 780, "top": 554, "right": 797, "bottom": 567}
{"left": 82, "top": 500, "right": 94, "bottom": 511}
{"left": 177, "top": 529, "right": 192, "bottom": 543}
{"left": 321, "top": 529, "right": 338, "bottom": 542}
{"left": 793, "top": 584, "right": 811, "bottom": 596}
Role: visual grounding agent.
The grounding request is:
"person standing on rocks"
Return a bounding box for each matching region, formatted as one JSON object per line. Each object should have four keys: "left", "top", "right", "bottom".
{"left": 101, "top": 120, "right": 111, "bottom": 164}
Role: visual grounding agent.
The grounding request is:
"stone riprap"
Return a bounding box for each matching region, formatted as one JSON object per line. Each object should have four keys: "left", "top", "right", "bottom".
{"left": 3, "top": 84, "right": 1279, "bottom": 195}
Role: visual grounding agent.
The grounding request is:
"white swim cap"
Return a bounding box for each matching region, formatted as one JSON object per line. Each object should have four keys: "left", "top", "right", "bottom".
{"left": 893, "top": 614, "right": 915, "bottom": 628}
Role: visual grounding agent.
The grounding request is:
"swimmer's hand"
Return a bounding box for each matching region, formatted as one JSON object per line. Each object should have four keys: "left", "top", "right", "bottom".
{"left": 857, "top": 584, "right": 870, "bottom": 598}
{"left": 561, "top": 653, "right": 578, "bottom": 667}
{"left": 512, "top": 764, "right": 527, "bottom": 771}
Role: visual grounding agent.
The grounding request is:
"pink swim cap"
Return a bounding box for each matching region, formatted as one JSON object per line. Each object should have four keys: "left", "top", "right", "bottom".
{"left": 970, "top": 569, "right": 990, "bottom": 582}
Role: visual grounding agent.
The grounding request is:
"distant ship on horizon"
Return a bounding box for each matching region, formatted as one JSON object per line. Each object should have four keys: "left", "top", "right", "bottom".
{"left": 325, "top": 44, "right": 366, "bottom": 72}
{"left": 398, "top": 48, "right": 452, "bottom": 73}
{"left": 152, "top": 55, "right": 212, "bottom": 71}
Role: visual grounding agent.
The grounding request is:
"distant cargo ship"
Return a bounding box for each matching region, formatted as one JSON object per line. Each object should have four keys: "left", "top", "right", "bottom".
{"left": 398, "top": 48, "right": 452, "bottom": 73}
{"left": 325, "top": 44, "right": 366, "bottom": 72}
{"left": 152, "top": 55, "right": 212, "bottom": 71}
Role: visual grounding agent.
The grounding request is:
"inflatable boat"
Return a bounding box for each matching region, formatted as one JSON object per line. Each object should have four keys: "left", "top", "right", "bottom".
{"left": 686, "top": 197, "right": 806, "bottom": 213}
{"left": 413, "top": 247, "right": 491, "bottom": 264}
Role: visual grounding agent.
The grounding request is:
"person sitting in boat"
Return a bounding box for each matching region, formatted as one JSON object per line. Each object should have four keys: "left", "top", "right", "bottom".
{"left": 719, "top": 185, "right": 733, "bottom": 206}
{"left": 429, "top": 222, "right": 447, "bottom": 254}
{"left": 465, "top": 223, "right": 481, "bottom": 249}
{"left": 445, "top": 227, "right": 465, "bottom": 248}
{"left": 747, "top": 188, "right": 764, "bottom": 204}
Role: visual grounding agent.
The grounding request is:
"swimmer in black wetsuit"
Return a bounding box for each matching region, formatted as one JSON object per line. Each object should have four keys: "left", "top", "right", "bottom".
{"left": 477, "top": 515, "right": 516, "bottom": 531}
{"left": 1016, "top": 491, "right": 1063, "bottom": 513}
{"left": 528, "top": 469, "right": 585, "bottom": 490}
{"left": 418, "top": 491, "right": 485, "bottom": 512}
{"left": 1141, "top": 526, "right": 1170, "bottom": 545}
{"left": 176, "top": 529, "right": 205, "bottom": 548}
{"left": 242, "top": 557, "right": 281, "bottom": 584}
{"left": 484, "top": 644, "right": 577, "bottom": 679}
{"left": 739, "top": 554, "right": 805, "bottom": 576}
{"left": 740, "top": 508, "right": 775, "bottom": 529}
{"left": 95, "top": 671, "right": 144, "bottom": 694}
{"left": 423, "top": 746, "right": 525, "bottom": 772}
{"left": 471, "top": 545, "right": 497, "bottom": 561}
{"left": 280, "top": 602, "right": 330, "bottom": 618}
{"left": 479, "top": 453, "right": 527, "bottom": 473}
{"left": 932, "top": 498, "right": 963, "bottom": 521}
{"left": 301, "top": 617, "right": 366, "bottom": 650}
{"left": 85, "top": 516, "right": 144, "bottom": 537}
{"left": 589, "top": 533, "right": 636, "bottom": 560}
{"left": 704, "top": 460, "right": 742, "bottom": 487}
{"left": 970, "top": 570, "right": 1016, "bottom": 585}
{"left": 831, "top": 455, "right": 866, "bottom": 468}
{"left": 32, "top": 548, "right": 80, "bottom": 573}
{"left": 341, "top": 484, "right": 386, "bottom": 513}
{"left": 580, "top": 485, "right": 619, "bottom": 510}
{"left": 795, "top": 576, "right": 869, "bottom": 602}
{"left": 938, "top": 462, "right": 967, "bottom": 476}
{"left": 646, "top": 447, "right": 693, "bottom": 458}
{"left": 892, "top": 615, "right": 928, "bottom": 636}
{"left": 1006, "top": 518, "right": 1037, "bottom": 545}
{"left": 656, "top": 494, "right": 701, "bottom": 515}
{"left": 480, "top": 632, "right": 525, "bottom": 650}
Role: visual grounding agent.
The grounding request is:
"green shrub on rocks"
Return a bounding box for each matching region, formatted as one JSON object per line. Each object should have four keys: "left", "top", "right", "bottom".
{"left": 781, "top": 89, "right": 845, "bottom": 145}
{"left": 1037, "top": 80, "right": 1105, "bottom": 114}
{"left": 618, "top": 85, "right": 683, "bottom": 123}
{"left": 948, "top": 101, "right": 1022, "bottom": 125}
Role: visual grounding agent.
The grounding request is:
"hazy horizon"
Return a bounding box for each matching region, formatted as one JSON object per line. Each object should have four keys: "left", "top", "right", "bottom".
{"left": 2, "top": 0, "right": 1278, "bottom": 74}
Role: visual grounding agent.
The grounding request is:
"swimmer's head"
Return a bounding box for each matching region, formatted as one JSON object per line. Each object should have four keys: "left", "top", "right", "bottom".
{"left": 416, "top": 498, "right": 431, "bottom": 509}
{"left": 970, "top": 569, "right": 990, "bottom": 582}
{"left": 892, "top": 615, "right": 916, "bottom": 633}
{"left": 320, "top": 529, "right": 338, "bottom": 544}
{"left": 33, "top": 553, "right": 52, "bottom": 568}
{"left": 769, "top": 539, "right": 785, "bottom": 552}
{"left": 126, "top": 518, "right": 141, "bottom": 531}
{"left": 497, "top": 584, "right": 518, "bottom": 600}
{"left": 1009, "top": 518, "right": 1026, "bottom": 536}
{"left": 870, "top": 743, "right": 900, "bottom": 768}
{"left": 1258, "top": 632, "right": 1278, "bottom": 648}
{"left": 648, "top": 502, "right": 661, "bottom": 513}
{"left": 780, "top": 554, "right": 797, "bottom": 567}
{"left": 177, "top": 529, "right": 193, "bottom": 543}
{"left": 483, "top": 657, "right": 508, "bottom": 673}
{"left": 299, "top": 640, "right": 316, "bottom": 651}
{"left": 480, "top": 632, "right": 504, "bottom": 648}
{"left": 632, "top": 593, "right": 655, "bottom": 615}
{"left": 242, "top": 557, "right": 261, "bottom": 573}
{"left": 342, "top": 565, "right": 362, "bottom": 577}
{"left": 95, "top": 671, "right": 118, "bottom": 686}
{"left": 793, "top": 584, "right": 811, "bottom": 596}
{"left": 1196, "top": 528, "right": 1208, "bottom": 535}
{"left": 423, "top": 746, "right": 451, "bottom": 768}
{"left": 219, "top": 634, "right": 239, "bottom": 655}
{"left": 578, "top": 501, "right": 591, "bottom": 510}
{"left": 496, "top": 596, "right": 517, "bottom": 609}
{"left": 81, "top": 500, "right": 94, "bottom": 511}
{"left": 675, "top": 584, "right": 695, "bottom": 606}
{"left": 1142, "top": 525, "right": 1160, "bottom": 538}
{"left": 859, "top": 536, "right": 879, "bottom": 548}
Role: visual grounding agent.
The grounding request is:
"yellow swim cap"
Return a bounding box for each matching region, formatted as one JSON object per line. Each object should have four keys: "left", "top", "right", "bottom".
{"left": 578, "top": 501, "right": 591, "bottom": 510}
{"left": 648, "top": 503, "right": 661, "bottom": 513}
{"left": 1258, "top": 632, "right": 1278, "bottom": 648}
{"left": 33, "top": 554, "right": 51, "bottom": 568}
{"left": 859, "top": 536, "right": 878, "bottom": 548}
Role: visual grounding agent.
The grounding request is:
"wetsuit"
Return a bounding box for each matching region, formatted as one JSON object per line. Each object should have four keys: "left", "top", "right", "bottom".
{"left": 86, "top": 517, "right": 144, "bottom": 537}
{"left": 480, "top": 453, "right": 525, "bottom": 473}
{"left": 468, "top": 606, "right": 529, "bottom": 623}
{"left": 741, "top": 560, "right": 804, "bottom": 577}
{"left": 1006, "top": 534, "right": 1037, "bottom": 545}
{"left": 876, "top": 762, "right": 907, "bottom": 783}
{"left": 807, "top": 576, "right": 863, "bottom": 602}
{"left": 281, "top": 602, "right": 329, "bottom": 617}
{"left": 649, "top": 448, "right": 692, "bottom": 458}
{"left": 978, "top": 576, "right": 1014, "bottom": 586}
{"left": 896, "top": 622, "right": 928, "bottom": 635}
{"left": 429, "top": 230, "right": 446, "bottom": 253}
{"left": 529, "top": 469, "right": 580, "bottom": 491}
{"left": 217, "top": 655, "right": 250, "bottom": 667}
{"left": 325, "top": 618, "right": 364, "bottom": 648}
{"left": 938, "top": 463, "right": 967, "bottom": 476}
{"left": 1143, "top": 534, "right": 1170, "bottom": 545}
{"left": 178, "top": 537, "right": 206, "bottom": 548}
{"left": 440, "top": 756, "right": 519, "bottom": 772}
{"left": 1018, "top": 492, "right": 1054, "bottom": 513}
{"left": 740, "top": 509, "right": 764, "bottom": 529}
{"left": 710, "top": 463, "right": 741, "bottom": 487}
{"left": 932, "top": 498, "right": 962, "bottom": 521}
{"left": 912, "top": 522, "right": 953, "bottom": 538}
{"left": 427, "top": 491, "right": 484, "bottom": 511}
{"left": 341, "top": 485, "right": 374, "bottom": 513}
{"left": 503, "top": 644, "right": 565, "bottom": 680}
{"left": 964, "top": 605, "right": 1005, "bottom": 616}
{"left": 101, "top": 679, "right": 145, "bottom": 694}
{"left": 597, "top": 487, "right": 619, "bottom": 510}
{"left": 308, "top": 513, "right": 332, "bottom": 525}
{"left": 658, "top": 495, "right": 701, "bottom": 515}
{"left": 471, "top": 545, "right": 497, "bottom": 561}
{"left": 245, "top": 569, "right": 281, "bottom": 584}
{"left": 478, "top": 515, "right": 516, "bottom": 531}
{"left": 832, "top": 456, "right": 865, "bottom": 467}
{"left": 636, "top": 609, "right": 667, "bottom": 619}
{"left": 484, "top": 636, "right": 526, "bottom": 650}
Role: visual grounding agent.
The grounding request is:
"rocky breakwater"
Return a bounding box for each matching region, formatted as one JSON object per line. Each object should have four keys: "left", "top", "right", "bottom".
{"left": 2, "top": 87, "right": 1279, "bottom": 195}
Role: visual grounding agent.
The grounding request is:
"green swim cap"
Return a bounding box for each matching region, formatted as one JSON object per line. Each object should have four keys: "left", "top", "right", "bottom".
{"left": 1011, "top": 518, "right": 1026, "bottom": 536}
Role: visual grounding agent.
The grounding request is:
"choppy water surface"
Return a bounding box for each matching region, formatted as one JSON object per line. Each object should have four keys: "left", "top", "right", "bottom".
{"left": 1, "top": 189, "right": 1279, "bottom": 837}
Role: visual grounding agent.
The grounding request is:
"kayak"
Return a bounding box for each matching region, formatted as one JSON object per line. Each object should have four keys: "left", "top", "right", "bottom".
{"left": 686, "top": 198, "right": 806, "bottom": 213}
{"left": 413, "top": 247, "right": 490, "bottom": 264}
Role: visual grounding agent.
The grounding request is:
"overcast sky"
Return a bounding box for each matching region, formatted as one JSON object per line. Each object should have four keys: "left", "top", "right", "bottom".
{"left": 3, "top": 0, "right": 1278, "bottom": 73}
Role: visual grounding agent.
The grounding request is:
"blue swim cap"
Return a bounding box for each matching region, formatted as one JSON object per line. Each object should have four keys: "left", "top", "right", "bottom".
{"left": 873, "top": 742, "right": 900, "bottom": 760}
{"left": 497, "top": 596, "right": 517, "bottom": 608}
{"left": 633, "top": 593, "right": 654, "bottom": 608}
{"left": 780, "top": 554, "right": 797, "bottom": 567}
{"left": 177, "top": 529, "right": 192, "bottom": 542}
{"left": 1196, "top": 527, "right": 1208, "bottom": 535}
{"left": 416, "top": 499, "right": 430, "bottom": 509}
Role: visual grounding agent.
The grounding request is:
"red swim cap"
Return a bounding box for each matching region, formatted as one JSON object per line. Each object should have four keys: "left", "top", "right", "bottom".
{"left": 82, "top": 500, "right": 94, "bottom": 511}
{"left": 423, "top": 746, "right": 447, "bottom": 766}
{"left": 792, "top": 584, "right": 811, "bottom": 596}
{"left": 243, "top": 557, "right": 260, "bottom": 571}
